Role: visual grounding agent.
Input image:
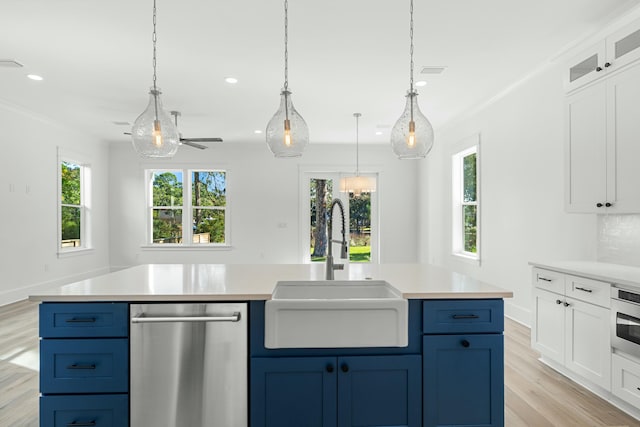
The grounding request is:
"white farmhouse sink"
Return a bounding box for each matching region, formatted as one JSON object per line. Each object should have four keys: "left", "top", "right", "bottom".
{"left": 264, "top": 280, "right": 408, "bottom": 349}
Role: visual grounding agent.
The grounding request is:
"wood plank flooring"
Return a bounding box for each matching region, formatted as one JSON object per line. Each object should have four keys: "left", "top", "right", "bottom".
{"left": 1, "top": 299, "right": 639, "bottom": 426}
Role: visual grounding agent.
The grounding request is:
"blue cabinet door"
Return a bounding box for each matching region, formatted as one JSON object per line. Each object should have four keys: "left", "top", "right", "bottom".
{"left": 337, "top": 355, "right": 422, "bottom": 427}
{"left": 251, "top": 356, "right": 337, "bottom": 427}
{"left": 423, "top": 334, "right": 504, "bottom": 427}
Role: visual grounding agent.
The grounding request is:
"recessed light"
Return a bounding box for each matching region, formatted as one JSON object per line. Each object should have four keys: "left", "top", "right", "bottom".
{"left": 254, "top": 130, "right": 263, "bottom": 134}
{"left": 375, "top": 131, "right": 383, "bottom": 135}
{"left": 27, "top": 74, "right": 43, "bottom": 81}
{"left": 415, "top": 80, "right": 427, "bottom": 87}
{"left": 225, "top": 77, "right": 238, "bottom": 84}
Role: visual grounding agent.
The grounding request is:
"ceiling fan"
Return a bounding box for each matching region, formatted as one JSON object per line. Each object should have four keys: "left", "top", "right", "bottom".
{"left": 169, "top": 110, "right": 223, "bottom": 150}
{"left": 124, "top": 110, "right": 223, "bottom": 150}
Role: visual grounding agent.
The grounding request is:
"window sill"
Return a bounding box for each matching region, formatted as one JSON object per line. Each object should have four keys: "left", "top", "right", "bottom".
{"left": 140, "top": 245, "right": 233, "bottom": 251}
{"left": 451, "top": 252, "right": 480, "bottom": 266}
{"left": 58, "top": 248, "right": 94, "bottom": 258}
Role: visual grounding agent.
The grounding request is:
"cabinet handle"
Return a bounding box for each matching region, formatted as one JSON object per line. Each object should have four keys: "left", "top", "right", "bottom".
{"left": 66, "top": 422, "right": 96, "bottom": 427}
{"left": 326, "top": 364, "right": 334, "bottom": 373}
{"left": 596, "top": 203, "right": 604, "bottom": 208}
{"left": 563, "top": 302, "right": 570, "bottom": 307}
{"left": 605, "top": 62, "right": 612, "bottom": 68}
{"left": 605, "top": 202, "right": 613, "bottom": 207}
{"left": 461, "top": 339, "right": 470, "bottom": 348}
{"left": 67, "top": 364, "right": 96, "bottom": 370}
{"left": 451, "top": 314, "right": 479, "bottom": 319}
{"left": 65, "top": 317, "right": 97, "bottom": 323}
{"left": 596, "top": 66, "right": 603, "bottom": 72}
{"left": 556, "top": 299, "right": 563, "bottom": 305}
{"left": 341, "top": 364, "right": 349, "bottom": 373}
{"left": 575, "top": 286, "right": 593, "bottom": 293}
{"left": 538, "top": 277, "right": 553, "bottom": 282}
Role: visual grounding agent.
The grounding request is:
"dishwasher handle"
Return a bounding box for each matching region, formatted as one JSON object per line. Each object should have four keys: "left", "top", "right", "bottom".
{"left": 131, "top": 312, "right": 241, "bottom": 324}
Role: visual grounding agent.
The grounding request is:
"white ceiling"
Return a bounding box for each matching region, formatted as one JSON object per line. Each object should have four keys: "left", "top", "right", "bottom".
{"left": 2, "top": 0, "right": 640, "bottom": 147}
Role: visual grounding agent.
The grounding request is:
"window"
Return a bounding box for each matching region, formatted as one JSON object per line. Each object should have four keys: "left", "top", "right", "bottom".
{"left": 59, "top": 154, "right": 91, "bottom": 254}
{"left": 147, "top": 169, "right": 228, "bottom": 246}
{"left": 452, "top": 142, "right": 479, "bottom": 260}
{"left": 302, "top": 171, "right": 378, "bottom": 264}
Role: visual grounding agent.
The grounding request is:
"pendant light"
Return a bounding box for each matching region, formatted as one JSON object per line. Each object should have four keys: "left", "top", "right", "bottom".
{"left": 265, "top": 0, "right": 309, "bottom": 158}
{"left": 390, "top": 0, "right": 434, "bottom": 159}
{"left": 131, "top": 0, "right": 179, "bottom": 158}
{"left": 341, "top": 113, "right": 376, "bottom": 195}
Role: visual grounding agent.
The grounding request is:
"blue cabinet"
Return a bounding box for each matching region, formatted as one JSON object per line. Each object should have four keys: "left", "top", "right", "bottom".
{"left": 39, "top": 303, "right": 129, "bottom": 427}
{"left": 422, "top": 300, "right": 504, "bottom": 427}
{"left": 251, "top": 355, "right": 421, "bottom": 427}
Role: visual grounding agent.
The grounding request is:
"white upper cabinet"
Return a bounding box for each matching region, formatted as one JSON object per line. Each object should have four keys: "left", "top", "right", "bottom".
{"left": 566, "top": 18, "right": 640, "bottom": 92}
{"left": 566, "top": 61, "right": 640, "bottom": 213}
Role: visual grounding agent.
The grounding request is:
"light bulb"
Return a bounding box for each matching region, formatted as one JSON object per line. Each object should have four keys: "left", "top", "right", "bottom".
{"left": 131, "top": 88, "right": 180, "bottom": 158}
{"left": 390, "top": 90, "right": 434, "bottom": 159}
{"left": 152, "top": 120, "right": 163, "bottom": 147}
{"left": 283, "top": 119, "right": 292, "bottom": 146}
{"left": 266, "top": 89, "right": 309, "bottom": 158}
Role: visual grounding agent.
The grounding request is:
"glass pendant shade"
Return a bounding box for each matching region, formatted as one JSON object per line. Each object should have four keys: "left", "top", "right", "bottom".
{"left": 266, "top": 89, "right": 309, "bottom": 158}
{"left": 131, "top": 88, "right": 180, "bottom": 158}
{"left": 341, "top": 175, "right": 377, "bottom": 195}
{"left": 391, "top": 90, "right": 434, "bottom": 159}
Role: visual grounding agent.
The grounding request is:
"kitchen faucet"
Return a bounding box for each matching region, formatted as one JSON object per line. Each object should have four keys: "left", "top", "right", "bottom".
{"left": 326, "top": 198, "right": 349, "bottom": 280}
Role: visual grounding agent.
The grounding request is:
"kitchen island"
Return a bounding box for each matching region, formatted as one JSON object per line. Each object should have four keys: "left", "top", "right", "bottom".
{"left": 30, "top": 263, "right": 512, "bottom": 427}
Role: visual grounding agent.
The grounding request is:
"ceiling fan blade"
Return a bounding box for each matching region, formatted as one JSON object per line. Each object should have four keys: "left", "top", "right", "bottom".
{"left": 180, "top": 140, "right": 207, "bottom": 150}
{"left": 181, "top": 137, "right": 223, "bottom": 143}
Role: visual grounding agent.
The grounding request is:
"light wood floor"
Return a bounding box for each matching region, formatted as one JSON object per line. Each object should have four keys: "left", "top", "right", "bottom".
{"left": 1, "top": 300, "right": 640, "bottom": 426}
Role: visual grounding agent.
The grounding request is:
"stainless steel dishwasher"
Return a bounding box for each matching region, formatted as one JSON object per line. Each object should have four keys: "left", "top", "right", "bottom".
{"left": 130, "top": 303, "right": 247, "bottom": 427}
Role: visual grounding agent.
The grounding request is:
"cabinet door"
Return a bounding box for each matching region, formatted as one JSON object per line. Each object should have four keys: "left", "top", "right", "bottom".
{"left": 250, "top": 357, "right": 337, "bottom": 427}
{"left": 531, "top": 288, "right": 565, "bottom": 363}
{"left": 606, "top": 62, "right": 640, "bottom": 212}
{"left": 337, "top": 355, "right": 421, "bottom": 427}
{"left": 423, "top": 334, "right": 504, "bottom": 427}
{"left": 565, "top": 82, "right": 607, "bottom": 213}
{"left": 565, "top": 42, "right": 607, "bottom": 92}
{"left": 564, "top": 298, "right": 611, "bottom": 390}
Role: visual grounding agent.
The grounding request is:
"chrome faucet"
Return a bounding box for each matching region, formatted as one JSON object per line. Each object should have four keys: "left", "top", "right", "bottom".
{"left": 326, "top": 199, "right": 349, "bottom": 280}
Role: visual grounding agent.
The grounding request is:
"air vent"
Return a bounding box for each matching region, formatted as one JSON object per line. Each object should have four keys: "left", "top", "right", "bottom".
{"left": 0, "top": 59, "right": 24, "bottom": 68}
{"left": 113, "top": 121, "right": 131, "bottom": 126}
{"left": 420, "top": 66, "right": 447, "bottom": 75}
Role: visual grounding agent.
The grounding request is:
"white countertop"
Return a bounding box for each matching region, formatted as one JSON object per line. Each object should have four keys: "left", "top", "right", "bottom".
{"left": 530, "top": 260, "right": 640, "bottom": 288}
{"left": 28, "top": 263, "right": 513, "bottom": 302}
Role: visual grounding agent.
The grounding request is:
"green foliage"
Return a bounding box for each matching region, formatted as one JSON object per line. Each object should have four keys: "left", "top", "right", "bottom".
{"left": 463, "top": 153, "right": 477, "bottom": 202}
{"left": 464, "top": 205, "right": 477, "bottom": 253}
{"left": 61, "top": 162, "right": 81, "bottom": 244}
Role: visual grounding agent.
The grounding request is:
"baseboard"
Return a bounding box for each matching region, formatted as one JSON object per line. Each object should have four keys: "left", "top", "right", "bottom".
{"left": 0, "top": 267, "right": 111, "bottom": 307}
{"left": 504, "top": 300, "right": 531, "bottom": 328}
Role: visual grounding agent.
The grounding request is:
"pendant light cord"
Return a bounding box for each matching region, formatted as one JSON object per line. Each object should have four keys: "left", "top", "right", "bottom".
{"left": 152, "top": 0, "right": 159, "bottom": 121}
{"left": 283, "top": 0, "right": 290, "bottom": 120}
{"left": 409, "top": 0, "right": 415, "bottom": 120}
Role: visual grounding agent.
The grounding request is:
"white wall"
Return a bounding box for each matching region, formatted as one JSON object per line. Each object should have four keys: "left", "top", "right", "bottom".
{"left": 108, "top": 141, "right": 419, "bottom": 269}
{"left": 0, "top": 102, "right": 111, "bottom": 305}
{"left": 419, "top": 61, "right": 598, "bottom": 326}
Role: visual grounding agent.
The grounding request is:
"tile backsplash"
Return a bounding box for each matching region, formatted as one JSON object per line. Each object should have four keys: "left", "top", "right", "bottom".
{"left": 598, "top": 214, "right": 640, "bottom": 267}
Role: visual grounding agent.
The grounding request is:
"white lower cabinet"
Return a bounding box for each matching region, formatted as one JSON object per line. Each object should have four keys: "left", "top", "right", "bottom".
{"left": 532, "top": 268, "right": 611, "bottom": 390}
{"left": 613, "top": 352, "right": 640, "bottom": 408}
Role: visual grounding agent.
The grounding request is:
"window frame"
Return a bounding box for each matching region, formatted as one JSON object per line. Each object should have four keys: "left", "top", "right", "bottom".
{"left": 144, "top": 168, "right": 231, "bottom": 249}
{"left": 57, "top": 148, "right": 92, "bottom": 257}
{"left": 451, "top": 137, "right": 480, "bottom": 262}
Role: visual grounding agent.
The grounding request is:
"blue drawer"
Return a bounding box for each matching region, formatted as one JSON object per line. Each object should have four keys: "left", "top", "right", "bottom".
{"left": 40, "top": 303, "right": 128, "bottom": 338}
{"left": 40, "top": 394, "right": 128, "bottom": 427}
{"left": 423, "top": 299, "right": 503, "bottom": 334}
{"left": 40, "top": 339, "right": 128, "bottom": 394}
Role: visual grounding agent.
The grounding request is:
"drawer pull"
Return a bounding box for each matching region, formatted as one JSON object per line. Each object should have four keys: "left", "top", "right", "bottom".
{"left": 575, "top": 286, "right": 593, "bottom": 293}
{"left": 65, "top": 317, "right": 97, "bottom": 323}
{"left": 67, "top": 422, "right": 96, "bottom": 427}
{"left": 538, "top": 277, "right": 553, "bottom": 282}
{"left": 452, "top": 314, "right": 479, "bottom": 320}
{"left": 461, "top": 339, "right": 470, "bottom": 348}
{"left": 67, "top": 364, "right": 96, "bottom": 370}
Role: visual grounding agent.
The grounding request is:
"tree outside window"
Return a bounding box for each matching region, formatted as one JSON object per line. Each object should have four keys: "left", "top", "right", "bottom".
{"left": 452, "top": 142, "right": 480, "bottom": 260}
{"left": 60, "top": 161, "right": 84, "bottom": 249}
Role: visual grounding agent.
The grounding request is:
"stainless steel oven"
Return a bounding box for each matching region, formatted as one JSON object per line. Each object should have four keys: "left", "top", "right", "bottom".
{"left": 611, "top": 286, "right": 640, "bottom": 358}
